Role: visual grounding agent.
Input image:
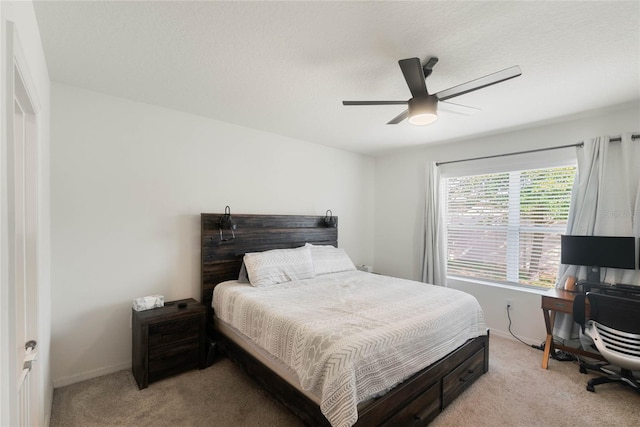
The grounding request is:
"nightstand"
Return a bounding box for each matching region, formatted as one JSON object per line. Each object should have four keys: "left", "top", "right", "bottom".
{"left": 132, "top": 298, "right": 206, "bottom": 389}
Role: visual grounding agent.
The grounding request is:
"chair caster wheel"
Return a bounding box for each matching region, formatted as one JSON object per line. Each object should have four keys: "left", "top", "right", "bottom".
{"left": 579, "top": 366, "right": 587, "bottom": 374}
{"left": 587, "top": 384, "right": 595, "bottom": 392}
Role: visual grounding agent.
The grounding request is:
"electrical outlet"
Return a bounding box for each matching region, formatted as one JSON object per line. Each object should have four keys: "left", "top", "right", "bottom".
{"left": 506, "top": 299, "right": 513, "bottom": 310}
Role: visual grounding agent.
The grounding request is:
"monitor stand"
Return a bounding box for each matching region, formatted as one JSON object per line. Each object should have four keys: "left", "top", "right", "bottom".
{"left": 587, "top": 266, "right": 601, "bottom": 284}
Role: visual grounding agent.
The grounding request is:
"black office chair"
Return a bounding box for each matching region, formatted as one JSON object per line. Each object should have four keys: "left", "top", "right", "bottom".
{"left": 573, "top": 292, "right": 640, "bottom": 394}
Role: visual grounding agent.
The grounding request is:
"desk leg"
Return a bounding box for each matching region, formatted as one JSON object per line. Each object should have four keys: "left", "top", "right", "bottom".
{"left": 542, "top": 309, "right": 556, "bottom": 369}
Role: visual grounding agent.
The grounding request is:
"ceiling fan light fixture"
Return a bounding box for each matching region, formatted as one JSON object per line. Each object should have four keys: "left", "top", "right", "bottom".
{"left": 408, "top": 96, "right": 438, "bottom": 126}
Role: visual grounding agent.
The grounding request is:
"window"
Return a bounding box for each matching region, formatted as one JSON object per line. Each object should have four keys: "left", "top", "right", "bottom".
{"left": 444, "top": 165, "right": 576, "bottom": 288}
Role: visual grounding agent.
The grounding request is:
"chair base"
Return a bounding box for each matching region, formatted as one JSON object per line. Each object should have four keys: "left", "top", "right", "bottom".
{"left": 579, "top": 361, "right": 640, "bottom": 395}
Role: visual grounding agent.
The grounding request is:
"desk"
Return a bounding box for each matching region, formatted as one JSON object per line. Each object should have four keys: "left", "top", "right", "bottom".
{"left": 540, "top": 289, "right": 604, "bottom": 369}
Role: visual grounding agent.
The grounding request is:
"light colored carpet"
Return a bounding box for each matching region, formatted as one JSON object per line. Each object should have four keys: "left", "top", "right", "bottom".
{"left": 51, "top": 335, "right": 640, "bottom": 426}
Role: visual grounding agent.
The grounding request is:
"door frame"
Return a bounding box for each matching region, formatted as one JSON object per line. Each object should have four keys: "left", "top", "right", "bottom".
{"left": 1, "top": 18, "right": 42, "bottom": 426}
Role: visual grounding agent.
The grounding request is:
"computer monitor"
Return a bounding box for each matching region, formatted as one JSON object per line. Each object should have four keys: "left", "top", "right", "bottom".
{"left": 560, "top": 235, "right": 636, "bottom": 283}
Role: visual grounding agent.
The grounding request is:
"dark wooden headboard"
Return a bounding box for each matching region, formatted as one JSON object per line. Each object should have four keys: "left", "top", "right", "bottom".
{"left": 201, "top": 213, "right": 338, "bottom": 336}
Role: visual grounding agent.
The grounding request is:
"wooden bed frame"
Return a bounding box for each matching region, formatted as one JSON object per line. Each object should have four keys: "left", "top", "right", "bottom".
{"left": 201, "top": 213, "right": 489, "bottom": 426}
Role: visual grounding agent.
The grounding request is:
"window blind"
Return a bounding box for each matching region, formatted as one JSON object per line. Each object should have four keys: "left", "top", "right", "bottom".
{"left": 444, "top": 165, "right": 576, "bottom": 288}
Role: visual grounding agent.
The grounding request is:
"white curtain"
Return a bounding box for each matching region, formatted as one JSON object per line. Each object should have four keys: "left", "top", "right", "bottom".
{"left": 422, "top": 162, "right": 447, "bottom": 286}
{"left": 554, "top": 133, "right": 640, "bottom": 340}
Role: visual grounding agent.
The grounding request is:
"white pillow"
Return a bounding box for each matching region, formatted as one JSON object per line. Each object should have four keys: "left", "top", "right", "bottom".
{"left": 243, "top": 246, "right": 315, "bottom": 287}
{"left": 306, "top": 243, "right": 356, "bottom": 275}
{"left": 237, "top": 261, "right": 250, "bottom": 283}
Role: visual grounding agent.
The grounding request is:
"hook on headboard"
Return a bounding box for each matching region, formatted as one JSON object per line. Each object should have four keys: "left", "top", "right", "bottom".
{"left": 219, "top": 205, "right": 236, "bottom": 241}
{"left": 324, "top": 209, "right": 337, "bottom": 228}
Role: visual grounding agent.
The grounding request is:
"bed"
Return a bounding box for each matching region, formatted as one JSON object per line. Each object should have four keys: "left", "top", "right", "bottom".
{"left": 201, "top": 213, "right": 489, "bottom": 427}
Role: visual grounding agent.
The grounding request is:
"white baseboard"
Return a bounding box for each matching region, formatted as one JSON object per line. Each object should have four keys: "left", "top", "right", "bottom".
{"left": 489, "top": 328, "right": 542, "bottom": 346}
{"left": 52, "top": 361, "right": 131, "bottom": 388}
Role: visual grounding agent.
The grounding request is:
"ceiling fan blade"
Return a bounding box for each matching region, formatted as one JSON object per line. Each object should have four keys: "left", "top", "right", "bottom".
{"left": 342, "top": 101, "right": 408, "bottom": 106}
{"left": 399, "top": 58, "right": 428, "bottom": 98}
{"left": 439, "top": 101, "right": 480, "bottom": 116}
{"left": 387, "top": 109, "right": 409, "bottom": 125}
{"left": 435, "top": 65, "right": 522, "bottom": 101}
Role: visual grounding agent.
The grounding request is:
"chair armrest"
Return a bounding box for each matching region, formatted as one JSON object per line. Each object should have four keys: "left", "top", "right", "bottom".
{"left": 572, "top": 294, "right": 587, "bottom": 333}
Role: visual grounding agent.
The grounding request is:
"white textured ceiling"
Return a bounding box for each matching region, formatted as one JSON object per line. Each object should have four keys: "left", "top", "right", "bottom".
{"left": 33, "top": 1, "right": 640, "bottom": 155}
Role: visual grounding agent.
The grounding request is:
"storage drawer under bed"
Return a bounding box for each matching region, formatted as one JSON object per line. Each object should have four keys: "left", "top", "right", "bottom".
{"left": 378, "top": 345, "right": 487, "bottom": 427}
{"left": 380, "top": 381, "right": 441, "bottom": 427}
{"left": 442, "top": 348, "right": 485, "bottom": 408}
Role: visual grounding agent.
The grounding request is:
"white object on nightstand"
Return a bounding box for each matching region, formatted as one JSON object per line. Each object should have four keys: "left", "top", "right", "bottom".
{"left": 132, "top": 295, "right": 164, "bottom": 311}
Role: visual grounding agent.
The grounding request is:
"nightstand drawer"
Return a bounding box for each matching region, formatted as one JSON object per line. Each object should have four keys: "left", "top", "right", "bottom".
{"left": 149, "top": 316, "right": 200, "bottom": 349}
{"left": 148, "top": 343, "right": 200, "bottom": 383}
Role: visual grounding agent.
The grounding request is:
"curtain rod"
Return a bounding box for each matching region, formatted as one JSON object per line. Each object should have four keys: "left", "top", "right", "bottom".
{"left": 609, "top": 134, "right": 640, "bottom": 143}
{"left": 435, "top": 133, "right": 640, "bottom": 167}
{"left": 435, "top": 142, "right": 583, "bottom": 167}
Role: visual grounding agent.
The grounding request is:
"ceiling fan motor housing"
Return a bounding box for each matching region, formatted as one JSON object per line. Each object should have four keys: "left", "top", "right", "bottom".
{"left": 408, "top": 96, "right": 438, "bottom": 125}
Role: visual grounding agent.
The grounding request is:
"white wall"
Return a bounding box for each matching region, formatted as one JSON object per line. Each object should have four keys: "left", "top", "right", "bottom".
{"left": 373, "top": 103, "right": 640, "bottom": 344}
{"left": 0, "top": 1, "right": 51, "bottom": 425}
{"left": 50, "top": 83, "right": 375, "bottom": 386}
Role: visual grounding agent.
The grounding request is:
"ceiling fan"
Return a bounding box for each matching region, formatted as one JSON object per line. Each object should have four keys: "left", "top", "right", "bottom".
{"left": 342, "top": 57, "right": 522, "bottom": 125}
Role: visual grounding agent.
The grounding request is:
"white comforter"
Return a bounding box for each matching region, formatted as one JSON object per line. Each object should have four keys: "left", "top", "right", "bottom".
{"left": 213, "top": 270, "right": 486, "bottom": 427}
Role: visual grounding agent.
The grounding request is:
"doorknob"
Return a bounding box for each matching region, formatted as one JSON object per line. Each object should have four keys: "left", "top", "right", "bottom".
{"left": 23, "top": 340, "right": 38, "bottom": 371}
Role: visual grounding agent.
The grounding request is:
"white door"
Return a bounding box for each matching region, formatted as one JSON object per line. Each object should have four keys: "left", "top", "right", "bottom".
{"left": 14, "top": 76, "right": 39, "bottom": 426}
{"left": 2, "top": 21, "right": 41, "bottom": 426}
